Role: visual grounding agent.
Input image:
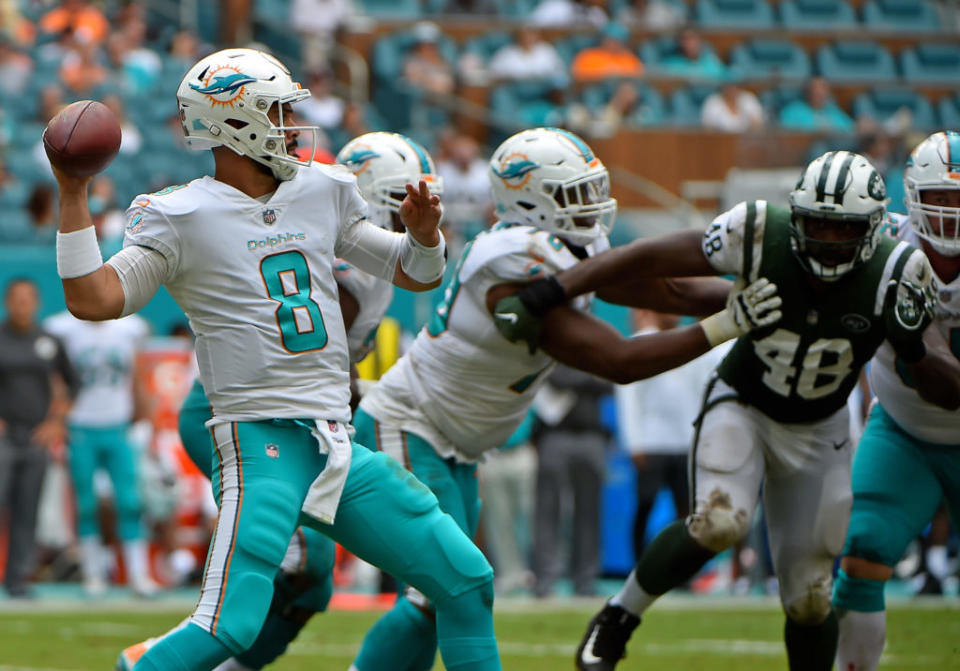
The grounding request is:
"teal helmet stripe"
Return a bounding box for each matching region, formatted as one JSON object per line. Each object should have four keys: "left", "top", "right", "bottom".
{"left": 945, "top": 131, "right": 960, "bottom": 170}
{"left": 545, "top": 127, "right": 594, "bottom": 162}
{"left": 399, "top": 135, "right": 433, "bottom": 174}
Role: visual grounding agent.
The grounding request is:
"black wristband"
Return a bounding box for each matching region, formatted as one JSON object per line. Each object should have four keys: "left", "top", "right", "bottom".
{"left": 517, "top": 275, "right": 568, "bottom": 317}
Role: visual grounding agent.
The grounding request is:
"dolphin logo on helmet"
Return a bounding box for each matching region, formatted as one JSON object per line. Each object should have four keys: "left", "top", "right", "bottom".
{"left": 190, "top": 72, "right": 258, "bottom": 97}
{"left": 492, "top": 155, "right": 539, "bottom": 189}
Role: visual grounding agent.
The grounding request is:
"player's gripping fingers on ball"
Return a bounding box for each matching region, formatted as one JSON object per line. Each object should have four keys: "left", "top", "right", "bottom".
{"left": 399, "top": 179, "right": 443, "bottom": 245}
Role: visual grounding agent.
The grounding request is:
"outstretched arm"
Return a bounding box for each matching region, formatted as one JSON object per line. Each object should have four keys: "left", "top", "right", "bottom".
{"left": 596, "top": 276, "right": 731, "bottom": 316}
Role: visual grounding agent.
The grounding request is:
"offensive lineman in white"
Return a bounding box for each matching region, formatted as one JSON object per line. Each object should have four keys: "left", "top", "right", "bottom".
{"left": 833, "top": 131, "right": 960, "bottom": 671}
{"left": 51, "top": 48, "right": 503, "bottom": 671}
{"left": 43, "top": 310, "right": 156, "bottom": 598}
{"left": 348, "top": 127, "right": 783, "bottom": 671}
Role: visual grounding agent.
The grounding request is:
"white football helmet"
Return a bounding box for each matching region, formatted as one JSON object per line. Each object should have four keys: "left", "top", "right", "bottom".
{"left": 489, "top": 127, "right": 616, "bottom": 246}
{"left": 177, "top": 48, "right": 319, "bottom": 181}
{"left": 904, "top": 131, "right": 960, "bottom": 257}
{"left": 335, "top": 132, "right": 443, "bottom": 230}
{"left": 789, "top": 150, "right": 889, "bottom": 281}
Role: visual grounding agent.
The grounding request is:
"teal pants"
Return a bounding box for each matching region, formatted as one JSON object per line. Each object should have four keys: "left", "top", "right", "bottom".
{"left": 351, "top": 407, "right": 482, "bottom": 671}
{"left": 841, "top": 403, "right": 960, "bottom": 568}
{"left": 136, "top": 390, "right": 497, "bottom": 670}
{"left": 68, "top": 424, "right": 142, "bottom": 541}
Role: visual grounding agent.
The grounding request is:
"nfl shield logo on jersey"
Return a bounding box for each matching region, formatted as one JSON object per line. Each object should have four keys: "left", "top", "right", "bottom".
{"left": 262, "top": 209, "right": 277, "bottom": 226}
{"left": 265, "top": 443, "right": 279, "bottom": 458}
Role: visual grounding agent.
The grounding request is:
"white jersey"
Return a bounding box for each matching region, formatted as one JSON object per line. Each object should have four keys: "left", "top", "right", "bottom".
{"left": 869, "top": 213, "right": 960, "bottom": 445}
{"left": 44, "top": 311, "right": 149, "bottom": 426}
{"left": 122, "top": 165, "right": 387, "bottom": 423}
{"left": 333, "top": 260, "right": 394, "bottom": 363}
{"left": 360, "top": 223, "right": 607, "bottom": 461}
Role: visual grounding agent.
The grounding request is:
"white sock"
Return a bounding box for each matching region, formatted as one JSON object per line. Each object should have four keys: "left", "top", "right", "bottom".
{"left": 609, "top": 569, "right": 658, "bottom": 617}
{"left": 123, "top": 540, "right": 150, "bottom": 583}
{"left": 79, "top": 537, "right": 107, "bottom": 585}
{"left": 213, "top": 660, "right": 253, "bottom": 671}
{"left": 926, "top": 545, "right": 949, "bottom": 580}
{"left": 836, "top": 609, "right": 885, "bottom": 671}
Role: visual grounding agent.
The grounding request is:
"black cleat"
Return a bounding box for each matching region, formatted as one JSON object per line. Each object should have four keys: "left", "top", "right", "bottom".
{"left": 575, "top": 602, "right": 641, "bottom": 670}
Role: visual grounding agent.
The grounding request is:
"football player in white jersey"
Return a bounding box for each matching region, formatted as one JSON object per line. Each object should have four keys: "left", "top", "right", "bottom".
{"left": 833, "top": 131, "right": 960, "bottom": 671}
{"left": 50, "top": 48, "right": 503, "bottom": 671}
{"left": 130, "top": 131, "right": 448, "bottom": 671}
{"left": 493, "top": 150, "right": 958, "bottom": 671}
{"left": 43, "top": 311, "right": 156, "bottom": 598}
{"left": 348, "top": 126, "right": 783, "bottom": 671}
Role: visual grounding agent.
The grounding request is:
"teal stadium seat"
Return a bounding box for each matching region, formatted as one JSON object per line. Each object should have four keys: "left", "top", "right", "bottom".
{"left": 356, "top": 0, "right": 423, "bottom": 19}
{"left": 493, "top": 0, "right": 541, "bottom": 17}
{"left": 852, "top": 88, "right": 937, "bottom": 131}
{"left": 729, "top": 38, "right": 811, "bottom": 81}
{"left": 462, "top": 31, "right": 513, "bottom": 65}
{"left": 779, "top": 0, "right": 857, "bottom": 31}
{"left": 861, "top": 0, "right": 941, "bottom": 33}
{"left": 695, "top": 0, "right": 775, "bottom": 29}
{"left": 900, "top": 45, "right": 960, "bottom": 85}
{"left": 759, "top": 82, "right": 806, "bottom": 117}
{"left": 0, "top": 210, "right": 34, "bottom": 243}
{"left": 938, "top": 95, "right": 960, "bottom": 130}
{"left": 669, "top": 84, "right": 720, "bottom": 126}
{"left": 555, "top": 33, "right": 599, "bottom": 67}
{"left": 490, "top": 79, "right": 563, "bottom": 133}
{"left": 581, "top": 79, "right": 666, "bottom": 127}
{"left": 815, "top": 41, "right": 897, "bottom": 84}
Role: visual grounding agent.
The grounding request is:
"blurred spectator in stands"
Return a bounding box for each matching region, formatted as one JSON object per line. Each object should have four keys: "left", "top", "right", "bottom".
{"left": 39, "top": 0, "right": 108, "bottom": 45}
{"left": 298, "top": 68, "right": 345, "bottom": 139}
{"left": 403, "top": 21, "right": 455, "bottom": 98}
{"left": 616, "top": 0, "right": 686, "bottom": 31}
{"left": 442, "top": 0, "right": 497, "bottom": 11}
{"left": 479, "top": 412, "right": 537, "bottom": 595}
{"left": 572, "top": 22, "right": 643, "bottom": 84}
{"left": 532, "top": 364, "right": 613, "bottom": 598}
{"left": 0, "top": 0, "right": 36, "bottom": 47}
{"left": 858, "top": 128, "right": 906, "bottom": 214}
{"left": 437, "top": 131, "right": 493, "bottom": 250}
{"left": 488, "top": 26, "right": 567, "bottom": 86}
{"left": 616, "top": 309, "right": 730, "bottom": 561}
{"left": 532, "top": 0, "right": 610, "bottom": 29}
{"left": 0, "top": 33, "right": 32, "bottom": 96}
{"left": 220, "top": 0, "right": 252, "bottom": 45}
{"left": 89, "top": 175, "right": 126, "bottom": 253}
{"left": 26, "top": 183, "right": 57, "bottom": 243}
{"left": 167, "top": 30, "right": 202, "bottom": 76}
{"left": 291, "top": 0, "right": 353, "bottom": 70}
{"left": 701, "top": 80, "right": 764, "bottom": 133}
{"left": 779, "top": 76, "right": 854, "bottom": 134}
{"left": 106, "top": 16, "right": 161, "bottom": 97}
{"left": 659, "top": 27, "right": 727, "bottom": 80}
{"left": 60, "top": 37, "right": 107, "bottom": 96}
{"left": 567, "top": 79, "right": 659, "bottom": 137}
{"left": 36, "top": 83, "right": 65, "bottom": 124}
{"left": 0, "top": 277, "right": 78, "bottom": 598}
{"left": 102, "top": 94, "right": 143, "bottom": 156}
{"left": 328, "top": 101, "right": 377, "bottom": 152}
{"left": 0, "top": 157, "right": 26, "bottom": 206}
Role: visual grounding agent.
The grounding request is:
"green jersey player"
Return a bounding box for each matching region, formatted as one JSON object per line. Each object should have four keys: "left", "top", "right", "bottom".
{"left": 51, "top": 48, "right": 503, "bottom": 671}
{"left": 495, "top": 150, "right": 956, "bottom": 671}
{"left": 833, "top": 132, "right": 960, "bottom": 671}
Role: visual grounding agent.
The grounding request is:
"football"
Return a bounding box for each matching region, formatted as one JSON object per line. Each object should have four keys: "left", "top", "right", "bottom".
{"left": 42, "top": 100, "right": 122, "bottom": 178}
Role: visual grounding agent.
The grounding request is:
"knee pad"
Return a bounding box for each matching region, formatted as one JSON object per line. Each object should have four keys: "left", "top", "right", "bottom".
{"left": 784, "top": 574, "right": 833, "bottom": 625}
{"left": 687, "top": 489, "right": 750, "bottom": 553}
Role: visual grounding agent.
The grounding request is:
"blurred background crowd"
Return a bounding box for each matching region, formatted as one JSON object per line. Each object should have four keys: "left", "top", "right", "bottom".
{"left": 0, "top": 0, "right": 958, "bottom": 602}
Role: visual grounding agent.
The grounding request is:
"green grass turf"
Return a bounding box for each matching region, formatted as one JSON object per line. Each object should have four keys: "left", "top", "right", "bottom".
{"left": 0, "top": 602, "right": 957, "bottom": 670}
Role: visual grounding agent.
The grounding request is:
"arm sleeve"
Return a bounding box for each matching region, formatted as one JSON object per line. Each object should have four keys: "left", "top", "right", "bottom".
{"left": 701, "top": 201, "right": 757, "bottom": 277}
{"left": 105, "top": 246, "right": 169, "bottom": 317}
{"left": 335, "top": 216, "right": 404, "bottom": 283}
{"left": 122, "top": 197, "right": 181, "bottom": 275}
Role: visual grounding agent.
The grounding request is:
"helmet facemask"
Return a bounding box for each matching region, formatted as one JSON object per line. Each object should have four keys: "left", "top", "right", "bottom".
{"left": 790, "top": 209, "right": 883, "bottom": 281}
{"left": 542, "top": 168, "right": 617, "bottom": 246}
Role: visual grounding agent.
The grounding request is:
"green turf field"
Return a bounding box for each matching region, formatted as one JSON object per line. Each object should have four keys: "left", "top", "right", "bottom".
{"left": 0, "top": 600, "right": 957, "bottom": 670}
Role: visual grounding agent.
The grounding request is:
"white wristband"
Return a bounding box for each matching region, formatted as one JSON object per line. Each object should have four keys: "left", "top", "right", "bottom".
{"left": 700, "top": 310, "right": 739, "bottom": 348}
{"left": 56, "top": 228, "right": 103, "bottom": 279}
{"left": 400, "top": 231, "right": 446, "bottom": 284}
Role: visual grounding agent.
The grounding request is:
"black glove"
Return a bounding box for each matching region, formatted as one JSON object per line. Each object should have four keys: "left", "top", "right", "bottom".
{"left": 885, "top": 277, "right": 936, "bottom": 364}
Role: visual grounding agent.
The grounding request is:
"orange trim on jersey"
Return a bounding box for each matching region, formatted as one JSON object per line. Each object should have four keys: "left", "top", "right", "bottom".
{"left": 947, "top": 172, "right": 960, "bottom": 180}
{"left": 212, "top": 423, "right": 244, "bottom": 635}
